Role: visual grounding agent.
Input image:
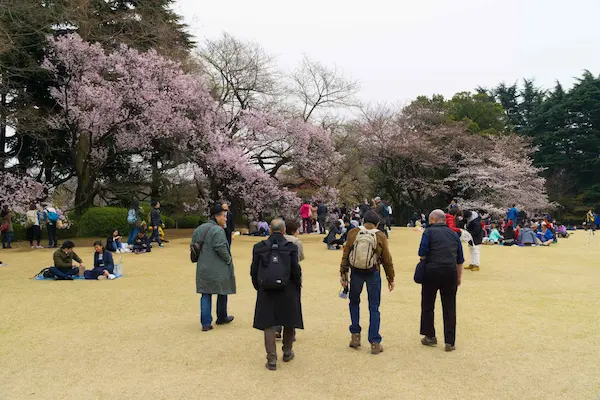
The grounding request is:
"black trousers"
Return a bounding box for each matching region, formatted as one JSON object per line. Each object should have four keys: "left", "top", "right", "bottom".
{"left": 47, "top": 223, "right": 58, "bottom": 247}
{"left": 318, "top": 217, "right": 326, "bottom": 234}
{"left": 420, "top": 267, "right": 458, "bottom": 346}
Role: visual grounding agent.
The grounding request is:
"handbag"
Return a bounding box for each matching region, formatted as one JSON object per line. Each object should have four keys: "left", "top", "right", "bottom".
{"left": 414, "top": 258, "right": 427, "bottom": 284}
{"left": 190, "top": 226, "right": 216, "bottom": 263}
{"left": 0, "top": 222, "right": 7, "bottom": 233}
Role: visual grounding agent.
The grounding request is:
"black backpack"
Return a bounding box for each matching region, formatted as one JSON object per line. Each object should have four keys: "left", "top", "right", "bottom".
{"left": 256, "top": 238, "right": 293, "bottom": 290}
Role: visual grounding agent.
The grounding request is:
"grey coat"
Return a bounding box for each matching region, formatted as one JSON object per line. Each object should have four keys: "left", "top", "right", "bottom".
{"left": 192, "top": 220, "right": 236, "bottom": 295}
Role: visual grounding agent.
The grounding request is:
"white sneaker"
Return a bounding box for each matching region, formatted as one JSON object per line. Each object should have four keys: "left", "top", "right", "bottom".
{"left": 37, "top": 246, "right": 44, "bottom": 249}
{"left": 108, "top": 274, "right": 116, "bottom": 280}
{"left": 97, "top": 275, "right": 107, "bottom": 280}
{"left": 31, "top": 246, "right": 34, "bottom": 249}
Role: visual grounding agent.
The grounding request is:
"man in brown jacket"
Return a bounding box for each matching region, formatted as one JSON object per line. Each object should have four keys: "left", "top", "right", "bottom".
{"left": 340, "top": 210, "right": 395, "bottom": 355}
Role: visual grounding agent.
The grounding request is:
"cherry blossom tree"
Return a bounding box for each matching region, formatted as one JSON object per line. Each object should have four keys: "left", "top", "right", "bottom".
{"left": 238, "top": 110, "right": 340, "bottom": 183}
{"left": 361, "top": 104, "right": 554, "bottom": 215}
{"left": 0, "top": 172, "right": 46, "bottom": 212}
{"left": 43, "top": 34, "right": 220, "bottom": 215}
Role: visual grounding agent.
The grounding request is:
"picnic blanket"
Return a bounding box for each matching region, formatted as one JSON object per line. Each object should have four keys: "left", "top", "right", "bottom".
{"left": 34, "top": 273, "right": 124, "bottom": 281}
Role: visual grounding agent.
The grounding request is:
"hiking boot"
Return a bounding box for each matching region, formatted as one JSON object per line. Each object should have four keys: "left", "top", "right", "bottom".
{"left": 370, "top": 343, "right": 383, "bottom": 355}
{"left": 282, "top": 350, "right": 295, "bottom": 362}
{"left": 202, "top": 325, "right": 213, "bottom": 332}
{"left": 445, "top": 344, "right": 456, "bottom": 352}
{"left": 216, "top": 316, "right": 234, "bottom": 325}
{"left": 471, "top": 266, "right": 480, "bottom": 271}
{"left": 349, "top": 333, "right": 361, "bottom": 348}
{"left": 421, "top": 336, "right": 438, "bottom": 346}
{"left": 464, "top": 265, "right": 474, "bottom": 270}
{"left": 265, "top": 361, "right": 277, "bottom": 371}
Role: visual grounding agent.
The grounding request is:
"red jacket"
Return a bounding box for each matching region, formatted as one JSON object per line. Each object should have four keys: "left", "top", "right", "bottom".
{"left": 445, "top": 214, "right": 462, "bottom": 233}
{"left": 300, "top": 204, "right": 312, "bottom": 219}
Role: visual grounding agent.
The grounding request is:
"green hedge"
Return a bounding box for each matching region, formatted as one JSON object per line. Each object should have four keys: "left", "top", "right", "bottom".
{"left": 78, "top": 207, "right": 130, "bottom": 237}
{"left": 174, "top": 215, "right": 206, "bottom": 229}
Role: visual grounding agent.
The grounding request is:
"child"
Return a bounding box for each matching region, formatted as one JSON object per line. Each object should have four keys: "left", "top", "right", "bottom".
{"left": 133, "top": 228, "right": 151, "bottom": 254}
{"left": 483, "top": 223, "right": 503, "bottom": 244}
{"left": 106, "top": 229, "right": 125, "bottom": 253}
{"left": 84, "top": 241, "right": 116, "bottom": 280}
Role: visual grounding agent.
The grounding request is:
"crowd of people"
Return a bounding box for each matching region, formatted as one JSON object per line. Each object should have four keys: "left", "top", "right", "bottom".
{"left": 3, "top": 193, "right": 594, "bottom": 372}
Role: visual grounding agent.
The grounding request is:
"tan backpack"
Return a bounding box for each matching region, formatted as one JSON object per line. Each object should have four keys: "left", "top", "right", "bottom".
{"left": 349, "top": 227, "right": 379, "bottom": 269}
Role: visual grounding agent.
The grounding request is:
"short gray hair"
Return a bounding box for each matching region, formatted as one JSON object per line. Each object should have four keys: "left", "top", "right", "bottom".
{"left": 270, "top": 218, "right": 285, "bottom": 233}
{"left": 429, "top": 209, "right": 446, "bottom": 224}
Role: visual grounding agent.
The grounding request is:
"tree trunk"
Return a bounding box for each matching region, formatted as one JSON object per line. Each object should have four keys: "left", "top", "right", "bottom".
{"left": 74, "top": 132, "right": 96, "bottom": 217}
{"left": 150, "top": 152, "right": 161, "bottom": 201}
{"left": 0, "top": 88, "right": 6, "bottom": 170}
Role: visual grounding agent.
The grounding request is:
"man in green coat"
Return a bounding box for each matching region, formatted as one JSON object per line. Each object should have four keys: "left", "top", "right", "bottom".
{"left": 192, "top": 205, "right": 236, "bottom": 332}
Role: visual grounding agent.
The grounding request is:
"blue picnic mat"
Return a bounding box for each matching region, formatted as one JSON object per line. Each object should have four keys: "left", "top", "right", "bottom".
{"left": 34, "top": 274, "right": 124, "bottom": 281}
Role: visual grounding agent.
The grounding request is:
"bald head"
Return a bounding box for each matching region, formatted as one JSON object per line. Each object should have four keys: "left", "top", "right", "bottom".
{"left": 429, "top": 209, "right": 446, "bottom": 225}
{"left": 270, "top": 218, "right": 286, "bottom": 234}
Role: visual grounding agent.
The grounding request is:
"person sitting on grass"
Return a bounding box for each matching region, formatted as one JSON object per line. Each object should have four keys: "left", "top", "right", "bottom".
{"left": 106, "top": 229, "right": 125, "bottom": 253}
{"left": 324, "top": 220, "right": 344, "bottom": 250}
{"left": 133, "top": 228, "right": 151, "bottom": 254}
{"left": 537, "top": 222, "right": 554, "bottom": 244}
{"left": 483, "top": 223, "right": 503, "bottom": 244}
{"left": 257, "top": 219, "right": 270, "bottom": 236}
{"left": 50, "top": 241, "right": 86, "bottom": 280}
{"left": 557, "top": 224, "right": 569, "bottom": 238}
{"left": 519, "top": 223, "right": 550, "bottom": 246}
{"left": 503, "top": 223, "right": 517, "bottom": 246}
{"left": 84, "top": 241, "right": 116, "bottom": 280}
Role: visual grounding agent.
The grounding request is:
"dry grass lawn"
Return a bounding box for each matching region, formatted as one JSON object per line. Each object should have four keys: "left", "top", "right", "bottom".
{"left": 1, "top": 228, "right": 599, "bottom": 400}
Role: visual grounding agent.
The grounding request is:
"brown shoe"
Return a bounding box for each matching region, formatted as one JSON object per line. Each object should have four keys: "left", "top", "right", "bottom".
{"left": 445, "top": 344, "right": 456, "bottom": 352}
{"left": 464, "top": 265, "right": 474, "bottom": 270}
{"left": 471, "top": 266, "right": 480, "bottom": 271}
{"left": 349, "top": 333, "right": 361, "bottom": 348}
{"left": 421, "top": 336, "right": 438, "bottom": 346}
{"left": 370, "top": 343, "right": 383, "bottom": 355}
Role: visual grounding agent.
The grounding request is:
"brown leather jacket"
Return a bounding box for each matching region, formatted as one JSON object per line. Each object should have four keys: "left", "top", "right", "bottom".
{"left": 340, "top": 222, "right": 395, "bottom": 282}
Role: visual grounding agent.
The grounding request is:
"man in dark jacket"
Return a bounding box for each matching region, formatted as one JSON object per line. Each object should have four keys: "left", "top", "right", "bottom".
{"left": 251, "top": 218, "right": 303, "bottom": 371}
{"left": 374, "top": 197, "right": 388, "bottom": 237}
{"left": 50, "top": 241, "right": 86, "bottom": 280}
{"left": 150, "top": 201, "right": 164, "bottom": 248}
{"left": 222, "top": 202, "right": 235, "bottom": 246}
{"left": 418, "top": 209, "right": 464, "bottom": 352}
{"left": 324, "top": 220, "right": 344, "bottom": 250}
{"left": 317, "top": 201, "right": 328, "bottom": 234}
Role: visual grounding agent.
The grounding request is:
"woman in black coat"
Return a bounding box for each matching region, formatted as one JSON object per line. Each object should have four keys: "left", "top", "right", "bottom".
{"left": 251, "top": 226, "right": 303, "bottom": 370}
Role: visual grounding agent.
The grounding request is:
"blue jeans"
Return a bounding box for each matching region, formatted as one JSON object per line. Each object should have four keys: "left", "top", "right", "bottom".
{"left": 127, "top": 225, "right": 139, "bottom": 245}
{"left": 49, "top": 267, "right": 79, "bottom": 279}
{"left": 349, "top": 269, "right": 382, "bottom": 343}
{"left": 2, "top": 232, "right": 13, "bottom": 248}
{"left": 200, "top": 293, "right": 228, "bottom": 327}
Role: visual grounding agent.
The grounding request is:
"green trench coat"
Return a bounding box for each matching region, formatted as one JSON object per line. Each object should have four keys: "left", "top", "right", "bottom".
{"left": 192, "top": 220, "right": 237, "bottom": 295}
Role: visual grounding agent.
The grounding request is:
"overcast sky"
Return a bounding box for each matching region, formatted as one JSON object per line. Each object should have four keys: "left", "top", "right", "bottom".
{"left": 175, "top": 0, "right": 599, "bottom": 104}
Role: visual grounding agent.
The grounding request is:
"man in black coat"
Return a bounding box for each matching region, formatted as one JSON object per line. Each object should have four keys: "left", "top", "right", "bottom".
{"left": 251, "top": 218, "right": 303, "bottom": 371}
{"left": 317, "top": 201, "right": 328, "bottom": 234}
{"left": 222, "top": 202, "right": 235, "bottom": 246}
